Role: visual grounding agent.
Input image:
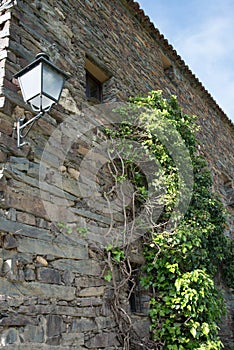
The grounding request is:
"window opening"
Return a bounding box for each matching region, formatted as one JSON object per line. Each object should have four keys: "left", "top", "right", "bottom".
{"left": 129, "top": 268, "right": 143, "bottom": 313}
{"left": 86, "top": 71, "right": 103, "bottom": 102}
{"left": 161, "top": 52, "right": 171, "bottom": 71}
{"left": 161, "top": 52, "right": 174, "bottom": 78}
{"left": 85, "top": 54, "right": 112, "bottom": 103}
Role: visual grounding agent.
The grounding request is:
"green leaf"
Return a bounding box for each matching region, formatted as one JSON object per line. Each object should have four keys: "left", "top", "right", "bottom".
{"left": 104, "top": 270, "right": 112, "bottom": 282}
{"left": 190, "top": 327, "right": 197, "bottom": 338}
{"left": 201, "top": 323, "right": 210, "bottom": 336}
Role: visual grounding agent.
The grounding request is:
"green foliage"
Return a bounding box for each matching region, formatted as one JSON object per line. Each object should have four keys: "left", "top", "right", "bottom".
{"left": 128, "top": 91, "right": 233, "bottom": 349}
{"left": 104, "top": 90, "right": 233, "bottom": 349}
{"left": 58, "top": 223, "right": 88, "bottom": 236}
{"left": 77, "top": 227, "right": 88, "bottom": 236}
{"left": 105, "top": 244, "right": 125, "bottom": 263}
{"left": 57, "top": 222, "right": 73, "bottom": 234}
{"left": 104, "top": 245, "right": 125, "bottom": 282}
{"left": 104, "top": 269, "right": 113, "bottom": 282}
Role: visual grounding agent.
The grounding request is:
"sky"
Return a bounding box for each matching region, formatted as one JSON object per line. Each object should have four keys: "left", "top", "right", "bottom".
{"left": 137, "top": 0, "right": 234, "bottom": 122}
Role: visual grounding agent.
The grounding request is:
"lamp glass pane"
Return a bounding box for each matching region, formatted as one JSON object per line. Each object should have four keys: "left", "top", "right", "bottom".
{"left": 42, "top": 63, "right": 65, "bottom": 102}
{"left": 29, "top": 95, "right": 54, "bottom": 112}
{"left": 18, "top": 64, "right": 42, "bottom": 103}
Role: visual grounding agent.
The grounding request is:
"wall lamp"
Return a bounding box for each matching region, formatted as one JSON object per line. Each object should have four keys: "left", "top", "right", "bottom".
{"left": 14, "top": 53, "right": 69, "bottom": 147}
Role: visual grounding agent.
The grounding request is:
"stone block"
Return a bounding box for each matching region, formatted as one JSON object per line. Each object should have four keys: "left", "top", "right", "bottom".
{"left": 0, "top": 315, "right": 35, "bottom": 326}
{"left": 58, "top": 165, "right": 66, "bottom": 173}
{"left": 0, "top": 131, "right": 30, "bottom": 157}
{"left": 0, "top": 117, "right": 12, "bottom": 135}
{"left": 0, "top": 257, "right": 3, "bottom": 272}
{"left": 0, "top": 279, "right": 76, "bottom": 301}
{"left": 18, "top": 237, "right": 88, "bottom": 260}
{"left": 23, "top": 324, "right": 44, "bottom": 343}
{"left": 75, "top": 276, "right": 107, "bottom": 288}
{"left": 3, "top": 234, "right": 18, "bottom": 249}
{"left": 60, "top": 175, "right": 82, "bottom": 198}
{"left": 131, "top": 316, "right": 151, "bottom": 341}
{"left": 71, "top": 318, "right": 97, "bottom": 332}
{"left": 18, "top": 304, "right": 97, "bottom": 318}
{"left": 0, "top": 328, "right": 19, "bottom": 346}
{"left": 24, "top": 267, "right": 36, "bottom": 281}
{"left": 0, "top": 345, "right": 77, "bottom": 350}
{"left": 95, "top": 316, "right": 116, "bottom": 330}
{"left": 9, "top": 156, "right": 29, "bottom": 172}
{"left": 0, "top": 150, "right": 7, "bottom": 162}
{"left": 62, "top": 269, "right": 74, "bottom": 285}
{"left": 100, "top": 302, "right": 112, "bottom": 317}
{"left": 78, "top": 286, "right": 105, "bottom": 297}
{"left": 71, "top": 208, "right": 112, "bottom": 225}
{"left": 51, "top": 259, "right": 101, "bottom": 276}
{"left": 38, "top": 176, "right": 78, "bottom": 202}
{"left": 77, "top": 297, "right": 103, "bottom": 307}
{"left": 67, "top": 167, "right": 80, "bottom": 180}
{"left": 27, "top": 162, "right": 39, "bottom": 178}
{"left": 0, "top": 217, "right": 52, "bottom": 241}
{"left": 6, "top": 208, "right": 17, "bottom": 221}
{"left": 86, "top": 332, "right": 118, "bottom": 348}
{"left": 46, "top": 315, "right": 64, "bottom": 337}
{"left": 46, "top": 335, "right": 61, "bottom": 346}
{"left": 17, "top": 212, "right": 36, "bottom": 226}
{"left": 37, "top": 267, "right": 61, "bottom": 284}
{"left": 35, "top": 256, "right": 48, "bottom": 266}
{"left": 0, "top": 169, "right": 7, "bottom": 192}
{"left": 62, "top": 332, "right": 85, "bottom": 346}
{"left": 2, "top": 185, "right": 48, "bottom": 218}
{"left": 2, "top": 259, "right": 16, "bottom": 279}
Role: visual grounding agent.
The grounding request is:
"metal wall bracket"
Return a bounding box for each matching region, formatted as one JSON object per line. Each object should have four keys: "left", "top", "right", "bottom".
{"left": 16, "top": 111, "right": 44, "bottom": 148}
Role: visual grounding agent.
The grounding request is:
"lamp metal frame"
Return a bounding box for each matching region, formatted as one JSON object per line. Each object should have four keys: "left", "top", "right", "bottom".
{"left": 14, "top": 53, "right": 69, "bottom": 147}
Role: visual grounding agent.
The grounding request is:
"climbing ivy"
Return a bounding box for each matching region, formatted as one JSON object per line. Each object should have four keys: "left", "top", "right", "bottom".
{"left": 102, "top": 91, "right": 234, "bottom": 349}
{"left": 130, "top": 91, "right": 234, "bottom": 349}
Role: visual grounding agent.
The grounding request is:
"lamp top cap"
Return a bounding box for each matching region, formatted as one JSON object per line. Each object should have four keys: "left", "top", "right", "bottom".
{"left": 36, "top": 52, "right": 50, "bottom": 61}
{"left": 14, "top": 52, "right": 70, "bottom": 80}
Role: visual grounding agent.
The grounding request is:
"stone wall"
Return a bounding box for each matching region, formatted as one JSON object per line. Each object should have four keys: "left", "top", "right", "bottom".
{"left": 0, "top": 0, "right": 233, "bottom": 348}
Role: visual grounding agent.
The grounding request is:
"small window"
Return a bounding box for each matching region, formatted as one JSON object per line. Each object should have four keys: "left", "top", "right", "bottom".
{"left": 161, "top": 52, "right": 179, "bottom": 84}
{"left": 86, "top": 71, "right": 103, "bottom": 102}
{"left": 161, "top": 52, "right": 171, "bottom": 71}
{"left": 129, "top": 269, "right": 143, "bottom": 313}
{"left": 85, "top": 54, "right": 112, "bottom": 103}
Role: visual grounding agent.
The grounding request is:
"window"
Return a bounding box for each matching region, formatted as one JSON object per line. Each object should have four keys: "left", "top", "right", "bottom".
{"left": 128, "top": 263, "right": 152, "bottom": 314}
{"left": 161, "top": 52, "right": 175, "bottom": 79}
{"left": 85, "top": 54, "right": 112, "bottom": 103}
{"left": 129, "top": 276, "right": 143, "bottom": 313}
{"left": 161, "top": 52, "right": 172, "bottom": 71}
{"left": 129, "top": 266, "right": 144, "bottom": 314}
{"left": 161, "top": 52, "right": 181, "bottom": 85}
{"left": 86, "top": 71, "right": 103, "bottom": 102}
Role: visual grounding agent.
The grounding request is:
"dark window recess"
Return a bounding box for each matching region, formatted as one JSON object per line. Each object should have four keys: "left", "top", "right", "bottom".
{"left": 129, "top": 271, "right": 143, "bottom": 313}
{"left": 86, "top": 71, "right": 103, "bottom": 102}
{"left": 164, "top": 65, "right": 175, "bottom": 79}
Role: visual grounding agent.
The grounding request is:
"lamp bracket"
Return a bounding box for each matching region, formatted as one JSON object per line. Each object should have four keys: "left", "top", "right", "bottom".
{"left": 17, "top": 111, "right": 44, "bottom": 148}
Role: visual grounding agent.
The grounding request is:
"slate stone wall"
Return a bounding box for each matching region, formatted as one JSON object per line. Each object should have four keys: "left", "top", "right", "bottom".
{"left": 0, "top": 0, "right": 233, "bottom": 348}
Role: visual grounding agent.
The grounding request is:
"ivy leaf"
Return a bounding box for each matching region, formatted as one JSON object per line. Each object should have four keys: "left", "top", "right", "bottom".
{"left": 201, "top": 323, "right": 210, "bottom": 336}
{"left": 190, "top": 327, "right": 197, "bottom": 338}
{"left": 175, "top": 279, "right": 181, "bottom": 291}
{"left": 104, "top": 270, "right": 112, "bottom": 282}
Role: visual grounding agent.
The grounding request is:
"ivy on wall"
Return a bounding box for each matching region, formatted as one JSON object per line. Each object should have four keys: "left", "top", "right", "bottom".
{"left": 103, "top": 91, "right": 234, "bottom": 349}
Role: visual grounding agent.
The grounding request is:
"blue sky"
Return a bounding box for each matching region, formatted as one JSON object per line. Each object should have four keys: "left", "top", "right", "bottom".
{"left": 137, "top": 0, "right": 234, "bottom": 122}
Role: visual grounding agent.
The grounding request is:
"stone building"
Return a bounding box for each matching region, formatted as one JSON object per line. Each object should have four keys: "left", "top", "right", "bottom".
{"left": 0, "top": 0, "right": 233, "bottom": 349}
